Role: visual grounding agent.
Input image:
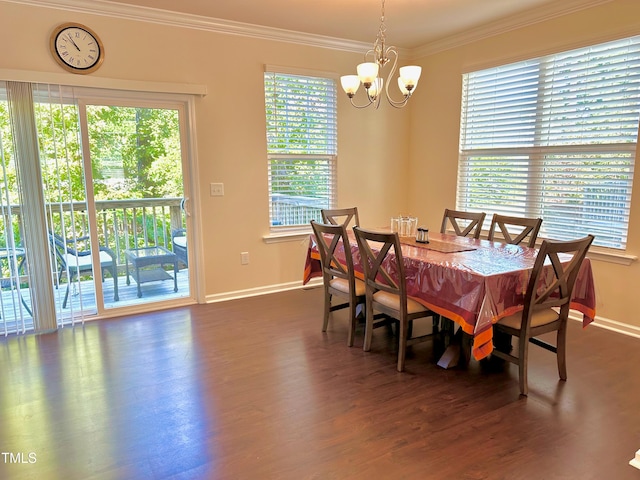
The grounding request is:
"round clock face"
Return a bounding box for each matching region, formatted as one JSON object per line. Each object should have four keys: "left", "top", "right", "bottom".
{"left": 50, "top": 23, "right": 104, "bottom": 74}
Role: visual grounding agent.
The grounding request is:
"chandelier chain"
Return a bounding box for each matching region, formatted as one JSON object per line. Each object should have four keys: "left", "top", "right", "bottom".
{"left": 375, "top": 0, "right": 389, "bottom": 67}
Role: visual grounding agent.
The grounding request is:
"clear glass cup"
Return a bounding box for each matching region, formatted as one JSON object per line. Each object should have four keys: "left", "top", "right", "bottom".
{"left": 399, "top": 217, "right": 408, "bottom": 236}
{"left": 400, "top": 216, "right": 417, "bottom": 236}
{"left": 408, "top": 216, "right": 417, "bottom": 237}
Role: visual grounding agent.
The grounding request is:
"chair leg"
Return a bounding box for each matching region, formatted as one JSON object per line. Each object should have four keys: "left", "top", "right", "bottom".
{"left": 322, "top": 290, "right": 331, "bottom": 332}
{"left": 347, "top": 300, "right": 357, "bottom": 347}
{"left": 108, "top": 265, "right": 119, "bottom": 302}
{"left": 62, "top": 271, "right": 77, "bottom": 308}
{"left": 493, "top": 330, "right": 513, "bottom": 354}
{"left": 459, "top": 330, "right": 473, "bottom": 368}
{"left": 557, "top": 326, "right": 568, "bottom": 381}
{"left": 440, "top": 317, "right": 455, "bottom": 345}
{"left": 397, "top": 317, "right": 408, "bottom": 372}
{"left": 519, "top": 335, "right": 530, "bottom": 396}
{"left": 432, "top": 314, "right": 440, "bottom": 333}
{"left": 363, "top": 297, "right": 374, "bottom": 352}
{"left": 62, "top": 284, "right": 71, "bottom": 308}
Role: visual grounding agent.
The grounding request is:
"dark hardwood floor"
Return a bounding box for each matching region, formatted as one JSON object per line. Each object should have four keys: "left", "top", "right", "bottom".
{"left": 0, "top": 286, "right": 639, "bottom": 479}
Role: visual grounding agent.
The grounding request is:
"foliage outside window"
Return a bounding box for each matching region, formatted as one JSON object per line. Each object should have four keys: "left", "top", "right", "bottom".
{"left": 458, "top": 36, "right": 640, "bottom": 249}
{"left": 0, "top": 85, "right": 185, "bottom": 254}
{"left": 264, "top": 70, "right": 337, "bottom": 228}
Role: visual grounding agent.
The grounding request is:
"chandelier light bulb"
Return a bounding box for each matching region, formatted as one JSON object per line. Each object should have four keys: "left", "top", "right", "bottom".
{"left": 340, "top": 75, "right": 361, "bottom": 96}
{"left": 398, "top": 77, "right": 409, "bottom": 96}
{"left": 399, "top": 65, "right": 422, "bottom": 90}
{"left": 357, "top": 62, "right": 379, "bottom": 86}
{"left": 368, "top": 77, "right": 383, "bottom": 100}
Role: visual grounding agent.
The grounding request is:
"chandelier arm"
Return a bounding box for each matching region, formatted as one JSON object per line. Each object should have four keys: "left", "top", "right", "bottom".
{"left": 347, "top": 95, "right": 376, "bottom": 109}
{"left": 364, "top": 48, "right": 376, "bottom": 63}
{"left": 383, "top": 47, "right": 411, "bottom": 108}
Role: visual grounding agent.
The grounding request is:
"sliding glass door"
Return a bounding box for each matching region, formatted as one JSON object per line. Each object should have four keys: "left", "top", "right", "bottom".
{"left": 0, "top": 81, "right": 194, "bottom": 335}
{"left": 81, "top": 100, "right": 190, "bottom": 309}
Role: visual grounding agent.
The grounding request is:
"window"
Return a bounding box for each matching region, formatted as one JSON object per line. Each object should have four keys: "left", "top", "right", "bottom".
{"left": 458, "top": 36, "right": 640, "bottom": 249}
{"left": 264, "top": 69, "right": 337, "bottom": 228}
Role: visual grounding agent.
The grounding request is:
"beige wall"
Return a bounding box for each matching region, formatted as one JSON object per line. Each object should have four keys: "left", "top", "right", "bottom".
{"left": 409, "top": 0, "right": 640, "bottom": 330}
{"left": 0, "top": 2, "right": 409, "bottom": 300}
{"left": 1, "top": 0, "right": 639, "bottom": 333}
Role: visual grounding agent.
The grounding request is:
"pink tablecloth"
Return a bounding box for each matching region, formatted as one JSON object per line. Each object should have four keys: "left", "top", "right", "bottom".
{"left": 304, "top": 231, "right": 596, "bottom": 360}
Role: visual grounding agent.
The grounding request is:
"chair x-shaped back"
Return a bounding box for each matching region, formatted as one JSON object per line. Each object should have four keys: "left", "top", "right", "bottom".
{"left": 441, "top": 209, "right": 486, "bottom": 239}
{"left": 488, "top": 214, "right": 543, "bottom": 248}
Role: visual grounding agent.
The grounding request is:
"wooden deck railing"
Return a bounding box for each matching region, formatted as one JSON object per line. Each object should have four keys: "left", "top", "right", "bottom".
{"left": 0, "top": 197, "right": 186, "bottom": 269}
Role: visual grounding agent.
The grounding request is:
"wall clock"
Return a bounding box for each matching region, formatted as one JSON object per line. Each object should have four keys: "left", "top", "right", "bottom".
{"left": 50, "top": 23, "right": 104, "bottom": 74}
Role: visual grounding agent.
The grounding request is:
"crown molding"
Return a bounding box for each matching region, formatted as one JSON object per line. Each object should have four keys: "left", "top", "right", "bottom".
{"left": 1, "top": 0, "right": 371, "bottom": 54}
{"left": 411, "top": 0, "right": 614, "bottom": 59}
{"left": 2, "top": 0, "right": 613, "bottom": 59}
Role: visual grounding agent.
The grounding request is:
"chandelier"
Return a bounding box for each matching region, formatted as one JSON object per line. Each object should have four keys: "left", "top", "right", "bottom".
{"left": 340, "top": 0, "right": 422, "bottom": 109}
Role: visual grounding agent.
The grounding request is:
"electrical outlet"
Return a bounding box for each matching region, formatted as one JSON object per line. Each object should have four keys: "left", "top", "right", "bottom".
{"left": 240, "top": 252, "right": 249, "bottom": 265}
{"left": 210, "top": 183, "right": 224, "bottom": 196}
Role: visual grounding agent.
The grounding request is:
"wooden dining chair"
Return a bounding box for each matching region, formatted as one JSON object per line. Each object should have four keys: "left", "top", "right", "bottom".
{"left": 488, "top": 214, "right": 543, "bottom": 248}
{"left": 437, "top": 209, "right": 486, "bottom": 339}
{"left": 321, "top": 207, "right": 360, "bottom": 229}
{"left": 440, "top": 208, "right": 486, "bottom": 239}
{"left": 491, "top": 234, "right": 594, "bottom": 395}
{"left": 353, "top": 226, "right": 436, "bottom": 372}
{"left": 310, "top": 220, "right": 365, "bottom": 347}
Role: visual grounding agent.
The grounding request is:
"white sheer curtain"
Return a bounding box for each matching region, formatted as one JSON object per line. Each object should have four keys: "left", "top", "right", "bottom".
{"left": 5, "top": 81, "right": 57, "bottom": 332}
{"left": 0, "top": 81, "right": 97, "bottom": 335}
{"left": 0, "top": 83, "right": 31, "bottom": 334}
{"left": 33, "top": 83, "right": 94, "bottom": 325}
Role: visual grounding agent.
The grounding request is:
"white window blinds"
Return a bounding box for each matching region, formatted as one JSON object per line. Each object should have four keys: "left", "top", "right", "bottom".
{"left": 458, "top": 36, "right": 640, "bottom": 249}
{"left": 264, "top": 70, "right": 337, "bottom": 228}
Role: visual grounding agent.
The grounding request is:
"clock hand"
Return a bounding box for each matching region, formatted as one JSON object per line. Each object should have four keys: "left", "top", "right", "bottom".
{"left": 67, "top": 34, "right": 81, "bottom": 52}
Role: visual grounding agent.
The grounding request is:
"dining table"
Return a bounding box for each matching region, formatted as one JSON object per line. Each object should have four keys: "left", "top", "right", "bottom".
{"left": 303, "top": 229, "right": 596, "bottom": 362}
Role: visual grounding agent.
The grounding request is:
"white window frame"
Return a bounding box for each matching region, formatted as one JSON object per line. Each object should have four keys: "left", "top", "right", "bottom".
{"left": 457, "top": 36, "right": 640, "bottom": 250}
{"left": 264, "top": 66, "right": 337, "bottom": 233}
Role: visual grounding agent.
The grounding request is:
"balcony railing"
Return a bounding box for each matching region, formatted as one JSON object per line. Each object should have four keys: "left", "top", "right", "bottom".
{"left": 0, "top": 197, "right": 186, "bottom": 270}
{"left": 270, "top": 193, "right": 325, "bottom": 226}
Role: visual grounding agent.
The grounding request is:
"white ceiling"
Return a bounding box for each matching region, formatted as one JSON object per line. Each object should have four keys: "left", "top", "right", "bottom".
{"left": 101, "top": 0, "right": 607, "bottom": 49}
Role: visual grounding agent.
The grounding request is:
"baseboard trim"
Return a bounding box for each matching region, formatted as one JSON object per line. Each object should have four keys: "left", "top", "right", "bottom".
{"left": 205, "top": 278, "right": 322, "bottom": 304}
{"left": 570, "top": 312, "right": 640, "bottom": 339}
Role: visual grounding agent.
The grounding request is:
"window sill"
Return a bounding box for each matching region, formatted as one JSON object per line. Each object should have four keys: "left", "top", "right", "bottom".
{"left": 588, "top": 247, "right": 638, "bottom": 266}
{"left": 263, "top": 228, "right": 312, "bottom": 244}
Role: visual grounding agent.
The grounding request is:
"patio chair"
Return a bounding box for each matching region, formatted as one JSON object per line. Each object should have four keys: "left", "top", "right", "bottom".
{"left": 353, "top": 226, "right": 437, "bottom": 372}
{"left": 172, "top": 228, "right": 188, "bottom": 267}
{"left": 491, "top": 235, "right": 594, "bottom": 395}
{"left": 48, "top": 233, "right": 119, "bottom": 308}
{"left": 487, "top": 214, "right": 543, "bottom": 248}
{"left": 440, "top": 208, "right": 486, "bottom": 239}
{"left": 310, "top": 220, "right": 365, "bottom": 347}
{"left": 321, "top": 207, "right": 360, "bottom": 229}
